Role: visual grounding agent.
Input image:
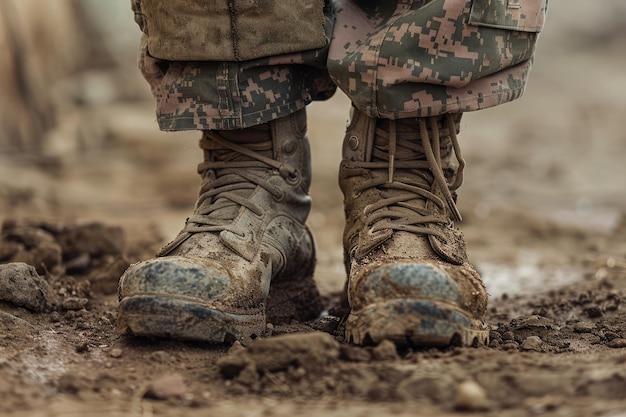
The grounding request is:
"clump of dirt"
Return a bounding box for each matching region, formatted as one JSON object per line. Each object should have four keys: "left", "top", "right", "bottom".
{"left": 0, "top": 218, "right": 161, "bottom": 303}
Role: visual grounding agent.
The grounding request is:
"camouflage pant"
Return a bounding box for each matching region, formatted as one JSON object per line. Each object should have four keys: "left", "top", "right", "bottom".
{"left": 132, "top": 0, "right": 547, "bottom": 131}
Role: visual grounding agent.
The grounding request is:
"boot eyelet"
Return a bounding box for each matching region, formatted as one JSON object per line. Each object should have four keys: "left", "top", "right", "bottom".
{"left": 348, "top": 135, "right": 359, "bottom": 150}
{"left": 285, "top": 171, "right": 300, "bottom": 186}
{"left": 283, "top": 140, "right": 297, "bottom": 155}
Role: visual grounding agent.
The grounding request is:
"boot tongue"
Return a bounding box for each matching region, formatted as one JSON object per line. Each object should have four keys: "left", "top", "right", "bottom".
{"left": 373, "top": 118, "right": 459, "bottom": 214}
{"left": 199, "top": 126, "right": 274, "bottom": 222}
{"left": 371, "top": 118, "right": 436, "bottom": 213}
{"left": 359, "top": 117, "right": 466, "bottom": 264}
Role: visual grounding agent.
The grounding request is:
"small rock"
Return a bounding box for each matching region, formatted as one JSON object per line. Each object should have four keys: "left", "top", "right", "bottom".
{"left": 501, "top": 331, "right": 515, "bottom": 341}
{"left": 512, "top": 315, "right": 557, "bottom": 330}
{"left": 310, "top": 315, "right": 342, "bottom": 334}
{"left": 149, "top": 350, "right": 172, "bottom": 364}
{"left": 62, "top": 297, "right": 88, "bottom": 311}
{"left": 521, "top": 336, "right": 544, "bottom": 352}
{"left": 607, "top": 338, "right": 626, "bottom": 349}
{"left": 573, "top": 321, "right": 595, "bottom": 334}
{"left": 227, "top": 340, "right": 246, "bottom": 356}
{"left": 218, "top": 332, "right": 339, "bottom": 378}
{"left": 0, "top": 262, "right": 48, "bottom": 311}
{"left": 110, "top": 348, "right": 123, "bottom": 358}
{"left": 454, "top": 380, "right": 490, "bottom": 411}
{"left": 49, "top": 311, "right": 61, "bottom": 323}
{"left": 145, "top": 373, "right": 187, "bottom": 400}
{"left": 501, "top": 341, "right": 519, "bottom": 351}
{"left": 488, "top": 339, "right": 501, "bottom": 349}
{"left": 604, "top": 331, "right": 620, "bottom": 342}
{"left": 489, "top": 328, "right": 503, "bottom": 343}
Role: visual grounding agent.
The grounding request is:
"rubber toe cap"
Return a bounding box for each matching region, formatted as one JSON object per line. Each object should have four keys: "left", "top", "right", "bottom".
{"left": 118, "top": 256, "right": 230, "bottom": 301}
{"left": 359, "top": 263, "right": 462, "bottom": 305}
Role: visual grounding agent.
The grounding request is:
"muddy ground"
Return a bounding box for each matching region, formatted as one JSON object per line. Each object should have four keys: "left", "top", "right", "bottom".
{"left": 1, "top": 1, "right": 626, "bottom": 416}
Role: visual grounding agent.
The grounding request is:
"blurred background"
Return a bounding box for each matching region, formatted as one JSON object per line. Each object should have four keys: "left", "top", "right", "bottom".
{"left": 0, "top": 0, "right": 625, "bottom": 297}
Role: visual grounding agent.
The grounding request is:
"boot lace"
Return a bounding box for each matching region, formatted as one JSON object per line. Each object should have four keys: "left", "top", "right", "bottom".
{"left": 345, "top": 115, "right": 464, "bottom": 242}
{"left": 159, "top": 128, "right": 297, "bottom": 256}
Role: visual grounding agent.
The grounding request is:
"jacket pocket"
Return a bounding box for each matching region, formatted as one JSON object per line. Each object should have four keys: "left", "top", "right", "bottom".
{"left": 468, "top": 0, "right": 548, "bottom": 32}
{"left": 136, "top": 0, "right": 327, "bottom": 62}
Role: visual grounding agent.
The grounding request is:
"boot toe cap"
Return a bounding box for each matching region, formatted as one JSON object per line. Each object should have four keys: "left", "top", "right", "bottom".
{"left": 358, "top": 262, "right": 463, "bottom": 306}
{"left": 118, "top": 256, "right": 230, "bottom": 302}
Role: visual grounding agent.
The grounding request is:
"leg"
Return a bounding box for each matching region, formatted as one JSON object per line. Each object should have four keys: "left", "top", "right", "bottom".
{"left": 119, "top": 0, "right": 336, "bottom": 344}
{"left": 339, "top": 109, "right": 488, "bottom": 346}
{"left": 329, "top": 0, "right": 547, "bottom": 346}
{"left": 118, "top": 109, "right": 321, "bottom": 344}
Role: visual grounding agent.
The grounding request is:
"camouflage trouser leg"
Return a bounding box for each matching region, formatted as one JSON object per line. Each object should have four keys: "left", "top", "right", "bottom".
{"left": 134, "top": 0, "right": 337, "bottom": 131}
{"left": 329, "top": 0, "right": 548, "bottom": 119}
{"left": 133, "top": 0, "right": 547, "bottom": 131}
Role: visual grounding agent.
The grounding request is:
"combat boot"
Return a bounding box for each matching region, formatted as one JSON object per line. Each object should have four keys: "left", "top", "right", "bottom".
{"left": 339, "top": 107, "right": 489, "bottom": 347}
{"left": 118, "top": 109, "right": 322, "bottom": 344}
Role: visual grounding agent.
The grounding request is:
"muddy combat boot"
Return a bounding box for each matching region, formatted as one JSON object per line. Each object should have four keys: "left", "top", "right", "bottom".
{"left": 340, "top": 107, "right": 489, "bottom": 347}
{"left": 118, "top": 108, "right": 322, "bottom": 344}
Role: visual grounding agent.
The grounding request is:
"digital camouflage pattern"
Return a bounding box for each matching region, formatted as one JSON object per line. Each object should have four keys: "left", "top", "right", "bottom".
{"left": 134, "top": 0, "right": 547, "bottom": 130}
{"left": 330, "top": 0, "right": 547, "bottom": 118}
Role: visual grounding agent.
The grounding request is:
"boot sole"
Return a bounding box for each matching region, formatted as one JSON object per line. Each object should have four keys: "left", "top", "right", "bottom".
{"left": 346, "top": 298, "right": 489, "bottom": 348}
{"left": 118, "top": 295, "right": 265, "bottom": 345}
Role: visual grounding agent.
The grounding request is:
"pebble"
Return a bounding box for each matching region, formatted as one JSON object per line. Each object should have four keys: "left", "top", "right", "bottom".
{"left": 227, "top": 340, "right": 246, "bottom": 356}
{"left": 521, "top": 336, "right": 544, "bottom": 352}
{"left": 512, "top": 315, "right": 556, "bottom": 330}
{"left": 149, "top": 350, "right": 172, "bottom": 364}
{"left": 145, "top": 373, "right": 187, "bottom": 400}
{"left": 488, "top": 339, "right": 501, "bottom": 349}
{"left": 109, "top": 348, "right": 123, "bottom": 358}
{"left": 501, "top": 331, "right": 515, "bottom": 341}
{"left": 0, "top": 262, "right": 48, "bottom": 311}
{"left": 310, "top": 315, "right": 342, "bottom": 334}
{"left": 49, "top": 311, "right": 61, "bottom": 323}
{"left": 62, "top": 297, "right": 89, "bottom": 311}
{"left": 573, "top": 321, "right": 595, "bottom": 334}
{"left": 218, "top": 332, "right": 339, "bottom": 378}
{"left": 454, "top": 380, "right": 491, "bottom": 411}
{"left": 607, "top": 338, "right": 626, "bottom": 349}
{"left": 501, "top": 341, "right": 520, "bottom": 351}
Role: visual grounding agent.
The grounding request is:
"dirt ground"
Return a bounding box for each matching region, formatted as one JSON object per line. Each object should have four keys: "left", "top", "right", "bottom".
{"left": 1, "top": 1, "right": 626, "bottom": 416}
